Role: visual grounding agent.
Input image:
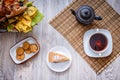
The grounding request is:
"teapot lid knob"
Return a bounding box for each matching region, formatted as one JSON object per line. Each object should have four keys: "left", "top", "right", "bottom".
{"left": 80, "top": 8, "right": 92, "bottom": 20}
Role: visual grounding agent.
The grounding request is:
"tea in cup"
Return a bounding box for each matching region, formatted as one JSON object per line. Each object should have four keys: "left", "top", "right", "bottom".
{"left": 89, "top": 33, "right": 108, "bottom": 54}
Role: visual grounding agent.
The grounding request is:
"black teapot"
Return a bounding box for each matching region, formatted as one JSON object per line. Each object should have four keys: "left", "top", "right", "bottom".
{"left": 71, "top": 5, "right": 102, "bottom": 25}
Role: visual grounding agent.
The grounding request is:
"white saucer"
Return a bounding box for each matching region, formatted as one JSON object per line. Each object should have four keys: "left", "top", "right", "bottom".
{"left": 83, "top": 29, "right": 113, "bottom": 58}
{"left": 46, "top": 46, "right": 72, "bottom": 72}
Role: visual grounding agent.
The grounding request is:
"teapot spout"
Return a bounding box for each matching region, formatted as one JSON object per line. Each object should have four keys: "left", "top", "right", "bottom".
{"left": 71, "top": 9, "right": 76, "bottom": 16}
{"left": 94, "top": 15, "right": 102, "bottom": 20}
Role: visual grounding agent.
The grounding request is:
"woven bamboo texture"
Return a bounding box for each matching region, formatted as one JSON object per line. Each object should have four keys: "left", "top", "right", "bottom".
{"left": 50, "top": 0, "right": 120, "bottom": 74}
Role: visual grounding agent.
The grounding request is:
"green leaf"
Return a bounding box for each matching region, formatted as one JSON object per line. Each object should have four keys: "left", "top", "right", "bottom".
{"left": 31, "top": 11, "right": 44, "bottom": 26}
{"left": 7, "top": 24, "right": 14, "bottom": 32}
{"left": 26, "top": 2, "right": 33, "bottom": 7}
{"left": 18, "top": 0, "right": 24, "bottom": 2}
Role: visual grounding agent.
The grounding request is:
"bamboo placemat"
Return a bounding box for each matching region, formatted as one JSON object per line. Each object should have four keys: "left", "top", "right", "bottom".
{"left": 50, "top": 0, "right": 120, "bottom": 74}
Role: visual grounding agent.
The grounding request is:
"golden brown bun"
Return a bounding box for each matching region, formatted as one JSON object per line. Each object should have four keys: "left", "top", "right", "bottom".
{"left": 16, "top": 47, "right": 24, "bottom": 56}
{"left": 16, "top": 53, "right": 25, "bottom": 61}
{"left": 23, "top": 41, "right": 30, "bottom": 50}
{"left": 25, "top": 49, "right": 31, "bottom": 54}
{"left": 30, "top": 44, "right": 38, "bottom": 53}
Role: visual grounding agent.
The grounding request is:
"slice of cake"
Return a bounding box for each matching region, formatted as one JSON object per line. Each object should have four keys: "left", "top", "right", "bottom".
{"left": 49, "top": 52, "right": 69, "bottom": 63}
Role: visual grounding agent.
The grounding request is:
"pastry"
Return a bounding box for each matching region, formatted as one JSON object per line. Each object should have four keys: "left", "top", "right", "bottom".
{"left": 16, "top": 47, "right": 24, "bottom": 56}
{"left": 49, "top": 52, "right": 69, "bottom": 63}
{"left": 23, "top": 41, "right": 30, "bottom": 50}
{"left": 29, "top": 44, "right": 38, "bottom": 53}
{"left": 16, "top": 54, "right": 25, "bottom": 61}
{"left": 25, "top": 49, "right": 31, "bottom": 54}
{"left": 16, "top": 41, "right": 38, "bottom": 61}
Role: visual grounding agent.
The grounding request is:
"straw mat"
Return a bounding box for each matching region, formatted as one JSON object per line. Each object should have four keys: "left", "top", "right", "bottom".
{"left": 50, "top": 0, "right": 120, "bottom": 74}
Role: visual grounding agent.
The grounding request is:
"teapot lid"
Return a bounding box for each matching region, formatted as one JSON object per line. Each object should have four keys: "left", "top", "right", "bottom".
{"left": 76, "top": 5, "right": 95, "bottom": 25}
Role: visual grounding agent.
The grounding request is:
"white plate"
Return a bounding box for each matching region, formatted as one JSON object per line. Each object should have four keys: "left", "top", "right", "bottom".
{"left": 46, "top": 46, "right": 72, "bottom": 72}
{"left": 10, "top": 37, "right": 40, "bottom": 64}
{"left": 83, "top": 29, "right": 113, "bottom": 58}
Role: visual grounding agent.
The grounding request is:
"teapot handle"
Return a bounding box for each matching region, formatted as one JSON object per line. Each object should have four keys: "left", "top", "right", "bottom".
{"left": 71, "top": 9, "right": 76, "bottom": 16}
{"left": 94, "top": 15, "right": 102, "bottom": 20}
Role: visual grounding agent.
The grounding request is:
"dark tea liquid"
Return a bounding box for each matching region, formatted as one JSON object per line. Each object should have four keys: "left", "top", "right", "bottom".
{"left": 89, "top": 33, "right": 108, "bottom": 51}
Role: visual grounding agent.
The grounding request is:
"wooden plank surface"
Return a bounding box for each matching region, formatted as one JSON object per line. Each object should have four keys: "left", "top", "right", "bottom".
{"left": 0, "top": 0, "right": 120, "bottom": 80}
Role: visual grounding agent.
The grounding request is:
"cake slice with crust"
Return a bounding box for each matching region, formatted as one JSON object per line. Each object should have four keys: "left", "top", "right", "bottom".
{"left": 49, "top": 52, "right": 69, "bottom": 63}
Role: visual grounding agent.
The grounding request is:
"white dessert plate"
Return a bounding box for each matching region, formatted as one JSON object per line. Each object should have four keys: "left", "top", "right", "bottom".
{"left": 46, "top": 46, "right": 72, "bottom": 72}
{"left": 83, "top": 29, "right": 113, "bottom": 58}
{"left": 10, "top": 37, "right": 40, "bottom": 64}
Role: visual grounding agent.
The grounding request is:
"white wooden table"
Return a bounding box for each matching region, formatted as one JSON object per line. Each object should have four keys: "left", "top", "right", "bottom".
{"left": 0, "top": 0, "right": 120, "bottom": 80}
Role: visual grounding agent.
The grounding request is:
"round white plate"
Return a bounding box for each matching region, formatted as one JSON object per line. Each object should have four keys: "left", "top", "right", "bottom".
{"left": 46, "top": 46, "right": 72, "bottom": 72}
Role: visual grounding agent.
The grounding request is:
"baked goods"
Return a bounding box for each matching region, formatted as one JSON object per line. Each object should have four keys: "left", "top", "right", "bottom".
{"left": 16, "top": 41, "right": 38, "bottom": 61}
{"left": 23, "top": 41, "right": 30, "bottom": 50}
{"left": 16, "top": 54, "right": 25, "bottom": 61}
{"left": 30, "top": 44, "right": 38, "bottom": 53}
{"left": 25, "top": 49, "right": 31, "bottom": 54}
{"left": 16, "top": 47, "right": 25, "bottom": 60}
{"left": 49, "top": 52, "right": 69, "bottom": 63}
{"left": 16, "top": 47, "right": 24, "bottom": 56}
